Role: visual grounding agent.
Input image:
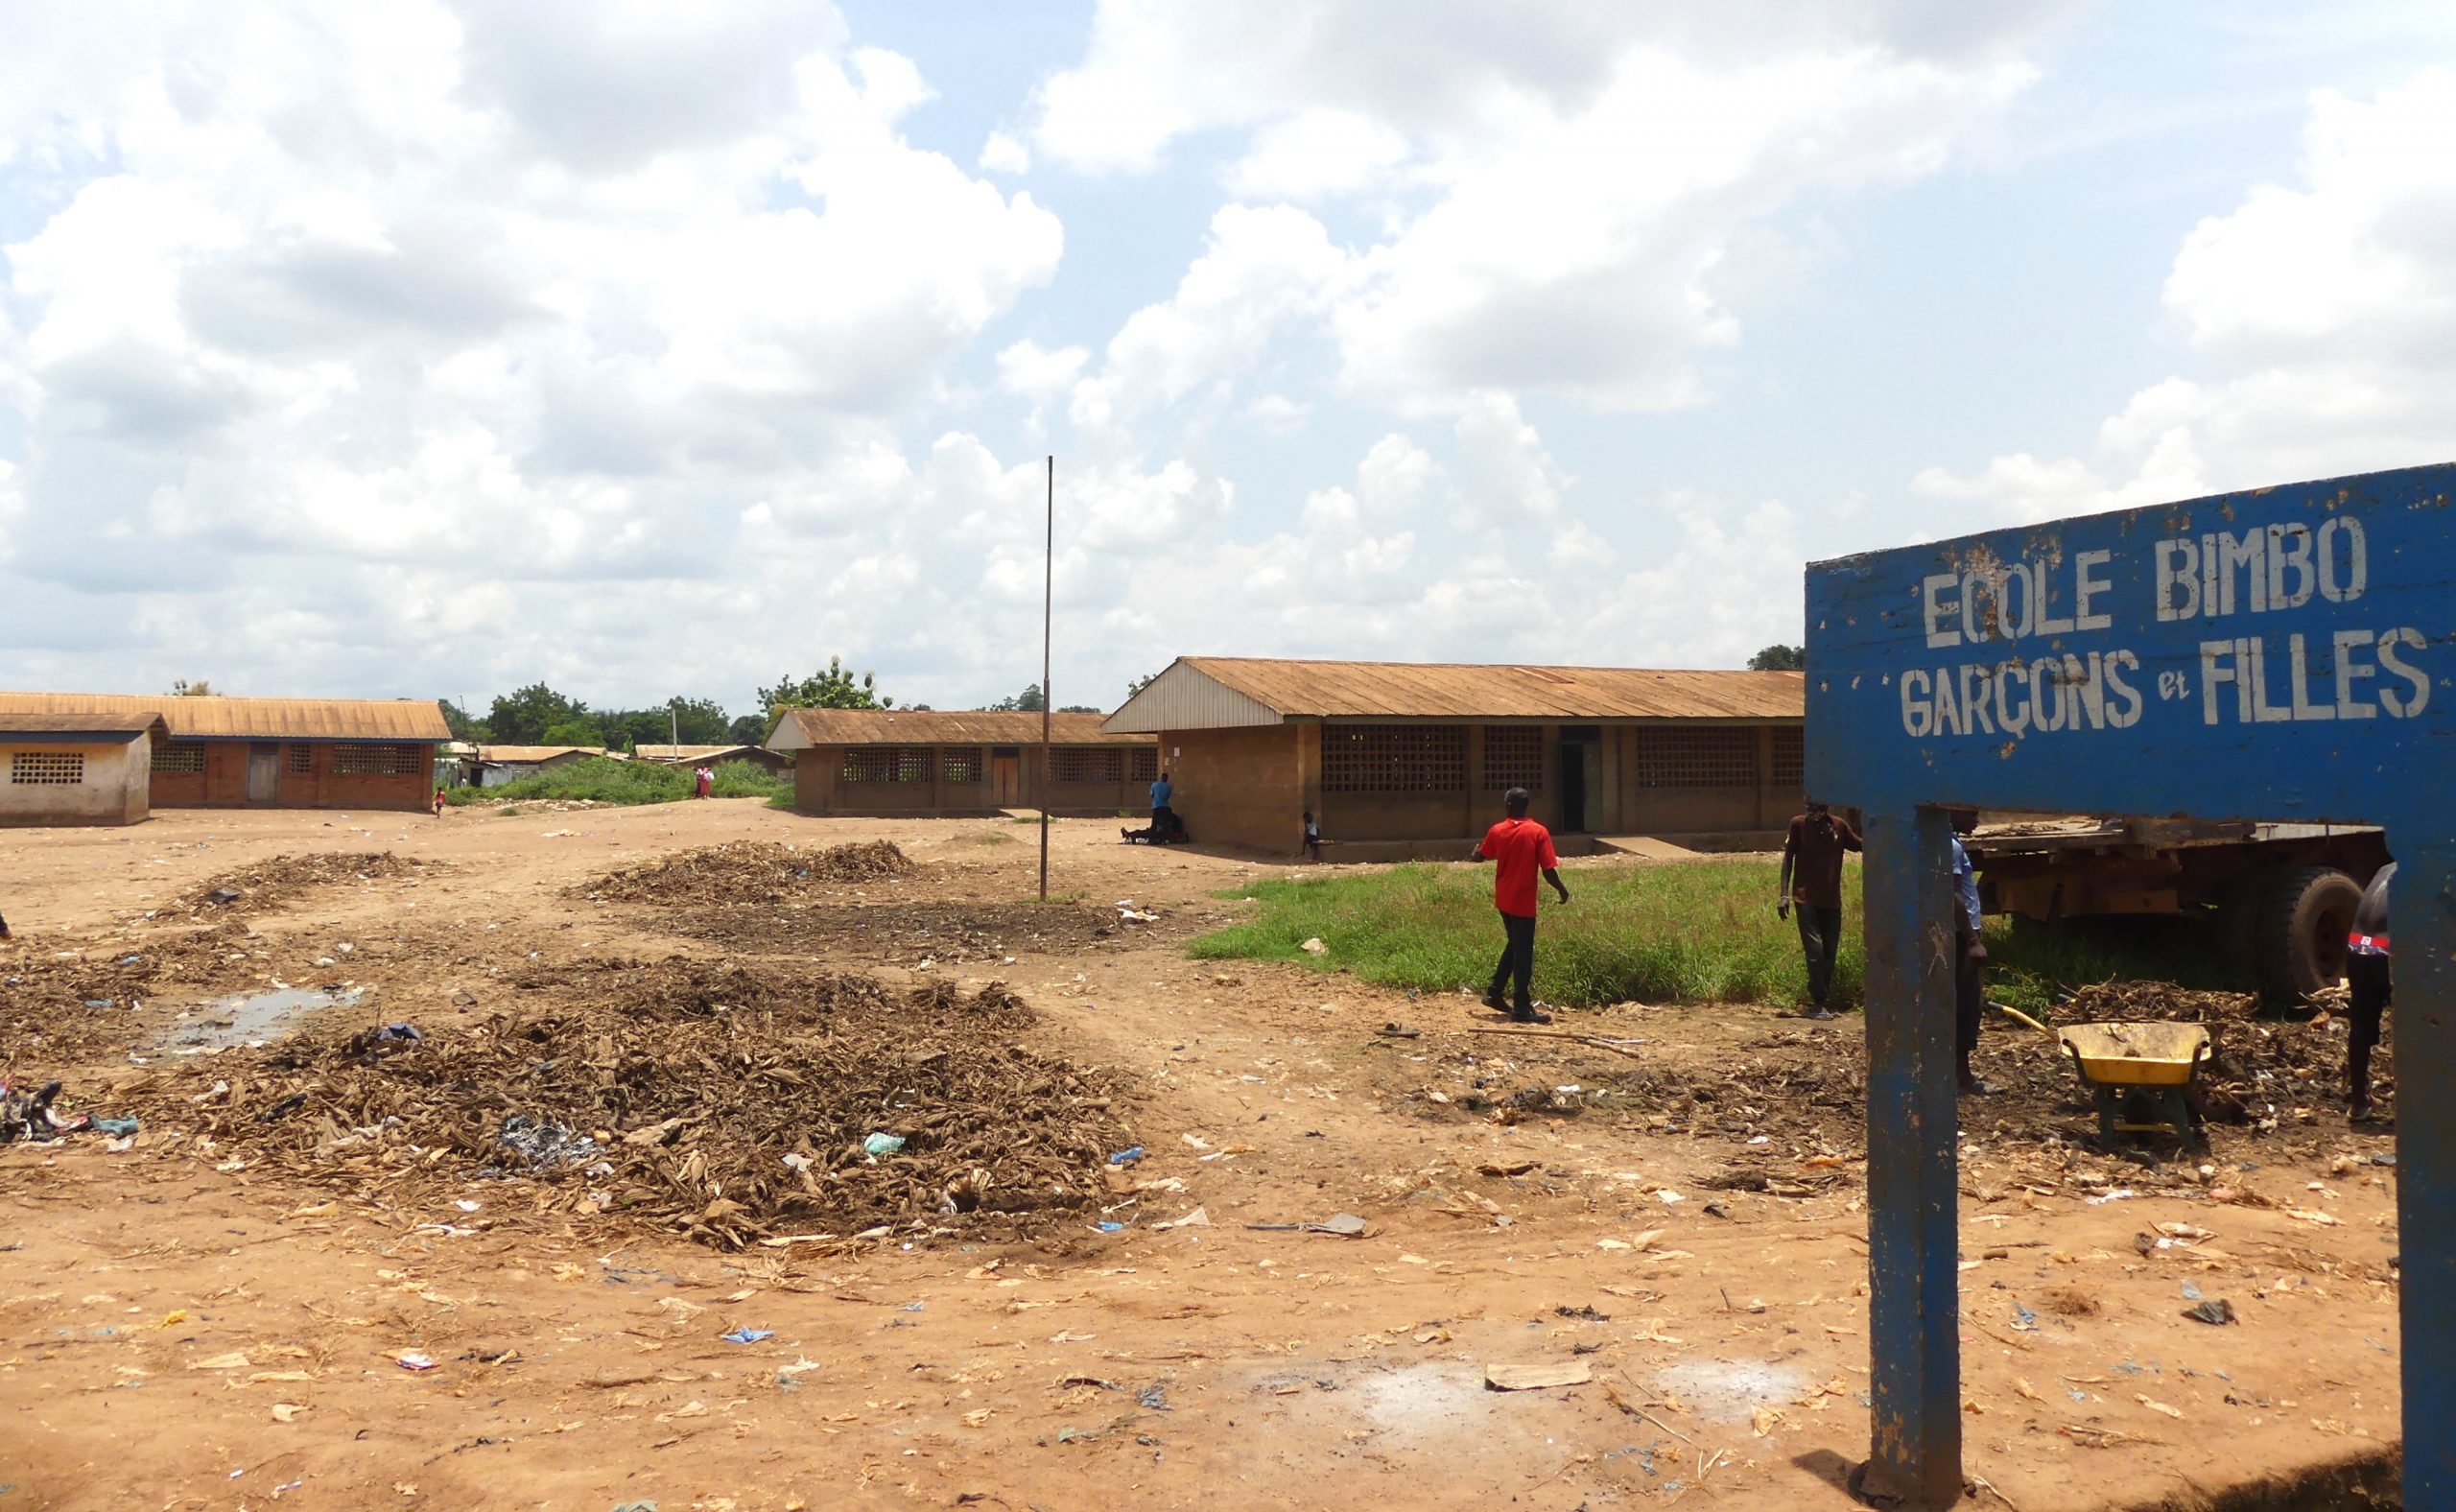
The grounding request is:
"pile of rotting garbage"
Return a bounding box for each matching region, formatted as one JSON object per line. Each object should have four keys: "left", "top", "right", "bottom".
{"left": 118, "top": 958, "right": 1131, "bottom": 1248}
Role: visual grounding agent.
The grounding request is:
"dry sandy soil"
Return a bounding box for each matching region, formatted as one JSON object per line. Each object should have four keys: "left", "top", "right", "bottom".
{"left": 0, "top": 801, "right": 2406, "bottom": 1510}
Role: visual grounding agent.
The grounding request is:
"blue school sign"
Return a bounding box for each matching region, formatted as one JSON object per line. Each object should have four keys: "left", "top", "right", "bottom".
{"left": 1806, "top": 462, "right": 2453, "bottom": 1506}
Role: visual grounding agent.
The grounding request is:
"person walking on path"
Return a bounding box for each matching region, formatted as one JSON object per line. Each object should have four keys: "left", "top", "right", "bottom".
{"left": 1778, "top": 800, "right": 1860, "bottom": 1020}
{"left": 1469, "top": 787, "right": 1570, "bottom": 1025}
{"left": 694, "top": 764, "right": 714, "bottom": 799}
{"left": 2347, "top": 862, "right": 2396, "bottom": 1122}
{"left": 1950, "top": 811, "right": 1992, "bottom": 1096}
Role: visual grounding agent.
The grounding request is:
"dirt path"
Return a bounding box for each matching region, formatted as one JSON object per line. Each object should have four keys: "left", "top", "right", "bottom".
{"left": 0, "top": 803, "right": 2404, "bottom": 1509}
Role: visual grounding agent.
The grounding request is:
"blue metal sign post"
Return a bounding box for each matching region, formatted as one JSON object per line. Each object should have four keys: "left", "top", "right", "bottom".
{"left": 1807, "top": 463, "right": 2454, "bottom": 1506}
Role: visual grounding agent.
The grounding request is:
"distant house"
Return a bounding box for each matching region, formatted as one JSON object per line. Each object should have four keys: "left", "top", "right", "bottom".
{"left": 475, "top": 745, "right": 606, "bottom": 788}
{"left": 0, "top": 693, "right": 450, "bottom": 815}
{"left": 766, "top": 710, "right": 1157, "bottom": 816}
{"left": 1102, "top": 657, "right": 1806, "bottom": 858}
{"left": 0, "top": 710, "right": 172, "bottom": 827}
{"left": 632, "top": 743, "right": 789, "bottom": 774}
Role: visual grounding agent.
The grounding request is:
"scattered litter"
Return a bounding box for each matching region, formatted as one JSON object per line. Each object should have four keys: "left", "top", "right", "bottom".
{"left": 2183, "top": 1299, "right": 2236, "bottom": 1327}
{"left": 496, "top": 1116, "right": 603, "bottom": 1171}
{"left": 720, "top": 1328, "right": 775, "bottom": 1345}
{"left": 1485, "top": 1361, "right": 1593, "bottom": 1391}
{"left": 862, "top": 1132, "right": 908, "bottom": 1157}
{"left": 1243, "top": 1214, "right": 1367, "bottom": 1238}
{"left": 1107, "top": 1146, "right": 1145, "bottom": 1167}
{"left": 1299, "top": 937, "right": 1329, "bottom": 957}
{"left": 396, "top": 1353, "right": 437, "bottom": 1372}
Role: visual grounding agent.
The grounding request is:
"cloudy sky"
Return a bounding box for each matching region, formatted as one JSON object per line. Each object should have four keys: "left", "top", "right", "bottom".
{"left": 5, "top": 2, "right": 2456, "bottom": 717}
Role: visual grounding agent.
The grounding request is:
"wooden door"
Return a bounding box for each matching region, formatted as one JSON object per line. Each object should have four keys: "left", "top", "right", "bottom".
{"left": 246, "top": 744, "right": 280, "bottom": 804}
{"left": 990, "top": 750, "right": 1022, "bottom": 805}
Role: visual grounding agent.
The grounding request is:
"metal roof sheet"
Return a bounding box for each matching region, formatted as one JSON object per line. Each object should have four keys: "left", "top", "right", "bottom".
{"left": 633, "top": 744, "right": 768, "bottom": 762}
{"left": 478, "top": 745, "right": 607, "bottom": 764}
{"left": 0, "top": 692, "right": 451, "bottom": 742}
{"left": 1103, "top": 657, "right": 1804, "bottom": 731}
{"left": 770, "top": 710, "right": 1152, "bottom": 749}
{"left": 0, "top": 711, "right": 171, "bottom": 741}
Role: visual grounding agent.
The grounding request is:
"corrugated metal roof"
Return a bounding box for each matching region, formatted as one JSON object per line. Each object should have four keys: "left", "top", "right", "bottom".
{"left": 0, "top": 692, "right": 452, "bottom": 742}
{"left": 634, "top": 744, "right": 766, "bottom": 762}
{"left": 478, "top": 745, "right": 606, "bottom": 764}
{"left": 1103, "top": 657, "right": 1804, "bottom": 731}
{"left": 770, "top": 710, "right": 1152, "bottom": 750}
{"left": 0, "top": 711, "right": 171, "bottom": 741}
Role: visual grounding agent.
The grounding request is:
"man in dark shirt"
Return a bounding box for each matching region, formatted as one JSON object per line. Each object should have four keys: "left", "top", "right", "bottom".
{"left": 1469, "top": 787, "right": 1570, "bottom": 1025}
{"left": 2348, "top": 862, "right": 2395, "bottom": 1122}
{"left": 1778, "top": 801, "right": 1861, "bottom": 1020}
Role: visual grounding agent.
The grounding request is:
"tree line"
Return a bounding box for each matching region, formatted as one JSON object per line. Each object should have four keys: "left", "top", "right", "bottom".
{"left": 437, "top": 659, "right": 1117, "bottom": 747}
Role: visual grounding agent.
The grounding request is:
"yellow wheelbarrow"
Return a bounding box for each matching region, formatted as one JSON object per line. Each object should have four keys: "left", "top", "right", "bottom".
{"left": 2055, "top": 1022, "right": 2212, "bottom": 1140}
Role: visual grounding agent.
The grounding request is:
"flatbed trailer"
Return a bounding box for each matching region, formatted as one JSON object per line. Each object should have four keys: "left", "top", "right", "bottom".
{"left": 1967, "top": 815, "right": 2390, "bottom": 1003}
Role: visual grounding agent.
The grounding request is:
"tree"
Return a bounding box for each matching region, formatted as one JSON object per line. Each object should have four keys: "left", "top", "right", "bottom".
{"left": 1057, "top": 704, "right": 1102, "bottom": 714}
{"left": 439, "top": 699, "right": 483, "bottom": 742}
{"left": 170, "top": 679, "right": 218, "bottom": 697}
{"left": 759, "top": 658, "right": 892, "bottom": 714}
{"left": 487, "top": 683, "right": 590, "bottom": 744}
{"left": 989, "top": 681, "right": 1046, "bottom": 713}
{"left": 602, "top": 697, "right": 732, "bottom": 750}
{"left": 540, "top": 720, "right": 605, "bottom": 748}
{"left": 1125, "top": 671, "right": 1161, "bottom": 698}
{"left": 1747, "top": 645, "right": 1805, "bottom": 672}
{"left": 725, "top": 713, "right": 769, "bottom": 745}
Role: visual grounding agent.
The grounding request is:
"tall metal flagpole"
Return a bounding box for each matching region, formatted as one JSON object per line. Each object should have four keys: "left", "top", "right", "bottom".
{"left": 1039, "top": 455, "right": 1053, "bottom": 903}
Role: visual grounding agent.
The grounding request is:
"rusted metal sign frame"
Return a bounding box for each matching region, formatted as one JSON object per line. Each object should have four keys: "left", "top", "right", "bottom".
{"left": 1805, "top": 462, "right": 2452, "bottom": 1506}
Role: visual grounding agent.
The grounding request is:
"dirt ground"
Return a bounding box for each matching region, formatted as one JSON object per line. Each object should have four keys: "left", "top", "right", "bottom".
{"left": 0, "top": 802, "right": 2406, "bottom": 1510}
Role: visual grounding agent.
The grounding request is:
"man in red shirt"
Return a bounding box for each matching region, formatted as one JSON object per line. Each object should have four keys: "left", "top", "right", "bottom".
{"left": 1470, "top": 787, "right": 1570, "bottom": 1024}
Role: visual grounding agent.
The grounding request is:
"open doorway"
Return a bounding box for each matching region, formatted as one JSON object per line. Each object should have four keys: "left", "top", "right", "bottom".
{"left": 1556, "top": 725, "right": 1601, "bottom": 834}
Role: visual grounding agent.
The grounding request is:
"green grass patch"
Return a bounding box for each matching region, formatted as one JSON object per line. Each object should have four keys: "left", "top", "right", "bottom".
{"left": 447, "top": 757, "right": 791, "bottom": 809}
{"left": 1193, "top": 860, "right": 2209, "bottom": 1011}
{"left": 709, "top": 763, "right": 791, "bottom": 801}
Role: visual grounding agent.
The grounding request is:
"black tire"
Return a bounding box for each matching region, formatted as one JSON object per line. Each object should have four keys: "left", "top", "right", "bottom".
{"left": 2254, "top": 865, "right": 2362, "bottom": 1004}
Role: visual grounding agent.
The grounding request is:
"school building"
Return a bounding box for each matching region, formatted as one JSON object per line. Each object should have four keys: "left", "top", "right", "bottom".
{"left": 633, "top": 743, "right": 790, "bottom": 774}
{"left": 1100, "top": 657, "right": 1806, "bottom": 858}
{"left": 0, "top": 710, "right": 172, "bottom": 826}
{"left": 0, "top": 693, "right": 450, "bottom": 815}
{"left": 767, "top": 709, "right": 1158, "bottom": 816}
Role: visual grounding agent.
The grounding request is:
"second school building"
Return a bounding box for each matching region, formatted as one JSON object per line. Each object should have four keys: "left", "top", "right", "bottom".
{"left": 768, "top": 709, "right": 1157, "bottom": 815}
{"left": 1102, "top": 657, "right": 1805, "bottom": 858}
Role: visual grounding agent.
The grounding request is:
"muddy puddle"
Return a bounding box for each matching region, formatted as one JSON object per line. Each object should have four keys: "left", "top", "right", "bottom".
{"left": 160, "top": 986, "right": 364, "bottom": 1051}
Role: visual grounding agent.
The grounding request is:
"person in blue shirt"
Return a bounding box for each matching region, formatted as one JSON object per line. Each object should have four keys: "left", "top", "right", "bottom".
{"left": 1149, "top": 770, "right": 1174, "bottom": 830}
{"left": 1950, "top": 812, "right": 1990, "bottom": 1096}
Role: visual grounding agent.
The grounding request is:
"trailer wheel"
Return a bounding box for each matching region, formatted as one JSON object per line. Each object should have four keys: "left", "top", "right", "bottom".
{"left": 2253, "top": 865, "right": 2362, "bottom": 1004}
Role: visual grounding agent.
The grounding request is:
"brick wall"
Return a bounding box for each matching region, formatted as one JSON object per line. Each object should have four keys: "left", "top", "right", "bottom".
{"left": 1161, "top": 725, "right": 1305, "bottom": 852}
{"left": 148, "top": 741, "right": 433, "bottom": 813}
